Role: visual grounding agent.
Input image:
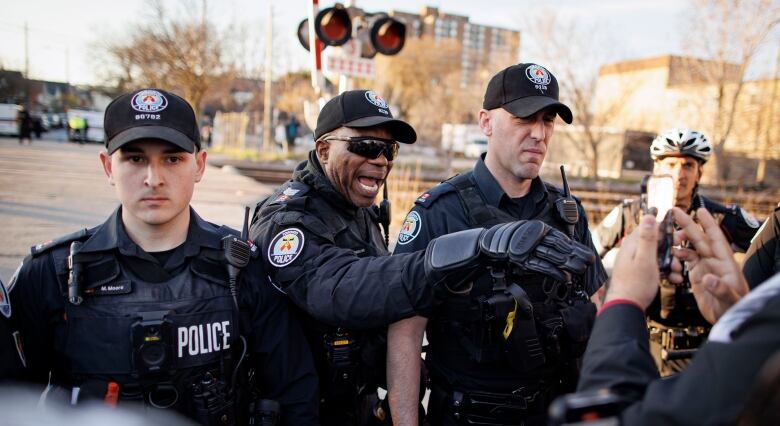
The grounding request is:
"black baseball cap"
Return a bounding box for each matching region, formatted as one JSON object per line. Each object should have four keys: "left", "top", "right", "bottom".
{"left": 483, "top": 63, "right": 573, "bottom": 124}
{"left": 314, "top": 90, "right": 417, "bottom": 143}
{"left": 104, "top": 88, "right": 201, "bottom": 154}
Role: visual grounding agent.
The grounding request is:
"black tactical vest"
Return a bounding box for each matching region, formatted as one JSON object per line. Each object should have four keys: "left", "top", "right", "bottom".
{"left": 48, "top": 240, "right": 243, "bottom": 421}
{"left": 427, "top": 173, "right": 594, "bottom": 391}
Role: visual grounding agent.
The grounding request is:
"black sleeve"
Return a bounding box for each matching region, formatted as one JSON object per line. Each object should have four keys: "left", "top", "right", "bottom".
{"left": 250, "top": 208, "right": 432, "bottom": 329}
{"left": 742, "top": 210, "right": 780, "bottom": 289}
{"left": 577, "top": 304, "right": 658, "bottom": 398}
{"left": 575, "top": 203, "right": 608, "bottom": 296}
{"left": 240, "top": 260, "right": 319, "bottom": 426}
{"left": 720, "top": 206, "right": 761, "bottom": 253}
{"left": 578, "top": 295, "right": 780, "bottom": 425}
{"left": 7, "top": 254, "right": 62, "bottom": 385}
{"left": 0, "top": 317, "right": 22, "bottom": 381}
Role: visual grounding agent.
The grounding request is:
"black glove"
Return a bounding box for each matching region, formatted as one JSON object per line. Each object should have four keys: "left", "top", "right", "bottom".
{"left": 424, "top": 221, "right": 595, "bottom": 291}
{"left": 481, "top": 220, "right": 595, "bottom": 282}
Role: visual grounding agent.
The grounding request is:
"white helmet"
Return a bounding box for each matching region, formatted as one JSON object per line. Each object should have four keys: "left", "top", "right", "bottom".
{"left": 650, "top": 128, "right": 712, "bottom": 163}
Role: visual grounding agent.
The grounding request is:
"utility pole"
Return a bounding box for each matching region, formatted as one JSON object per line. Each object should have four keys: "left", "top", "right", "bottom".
{"left": 24, "top": 22, "right": 29, "bottom": 79}
{"left": 24, "top": 21, "right": 30, "bottom": 107}
{"left": 262, "top": 0, "right": 274, "bottom": 153}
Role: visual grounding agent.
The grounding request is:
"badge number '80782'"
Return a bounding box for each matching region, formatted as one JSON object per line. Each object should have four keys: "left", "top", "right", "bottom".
{"left": 268, "top": 228, "right": 305, "bottom": 267}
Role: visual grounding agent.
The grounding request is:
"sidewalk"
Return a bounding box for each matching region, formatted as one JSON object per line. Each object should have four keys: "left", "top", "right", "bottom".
{"left": 0, "top": 136, "right": 276, "bottom": 283}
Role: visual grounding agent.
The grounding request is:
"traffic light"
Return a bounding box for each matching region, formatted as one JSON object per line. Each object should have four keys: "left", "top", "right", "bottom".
{"left": 297, "top": 19, "right": 326, "bottom": 52}
{"left": 368, "top": 16, "right": 406, "bottom": 56}
{"left": 296, "top": 4, "right": 407, "bottom": 57}
{"left": 314, "top": 4, "right": 352, "bottom": 47}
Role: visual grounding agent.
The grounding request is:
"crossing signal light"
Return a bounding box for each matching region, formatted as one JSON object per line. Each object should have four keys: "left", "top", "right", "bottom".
{"left": 297, "top": 19, "right": 326, "bottom": 52}
{"left": 369, "top": 17, "right": 406, "bottom": 56}
{"left": 296, "top": 5, "right": 408, "bottom": 57}
{"left": 314, "top": 5, "right": 352, "bottom": 47}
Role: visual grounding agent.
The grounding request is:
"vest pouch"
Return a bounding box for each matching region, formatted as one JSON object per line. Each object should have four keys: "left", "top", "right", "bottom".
{"left": 559, "top": 300, "right": 596, "bottom": 358}
{"left": 64, "top": 305, "right": 135, "bottom": 375}
{"left": 323, "top": 330, "right": 360, "bottom": 401}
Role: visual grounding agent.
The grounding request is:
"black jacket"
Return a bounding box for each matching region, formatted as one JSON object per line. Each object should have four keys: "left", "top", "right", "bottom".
{"left": 5, "top": 207, "right": 318, "bottom": 425}
{"left": 577, "top": 272, "right": 780, "bottom": 425}
{"left": 743, "top": 207, "right": 780, "bottom": 289}
{"left": 249, "top": 151, "right": 432, "bottom": 329}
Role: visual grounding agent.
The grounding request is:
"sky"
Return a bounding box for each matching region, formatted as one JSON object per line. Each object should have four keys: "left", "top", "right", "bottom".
{"left": 0, "top": 0, "right": 776, "bottom": 86}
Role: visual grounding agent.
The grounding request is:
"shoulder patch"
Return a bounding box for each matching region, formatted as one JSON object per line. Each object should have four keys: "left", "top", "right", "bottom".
{"left": 397, "top": 211, "right": 422, "bottom": 245}
{"left": 268, "top": 228, "right": 305, "bottom": 267}
{"left": 414, "top": 182, "right": 456, "bottom": 208}
{"left": 268, "top": 182, "right": 310, "bottom": 205}
{"left": 31, "top": 228, "right": 89, "bottom": 257}
{"left": 739, "top": 207, "right": 760, "bottom": 229}
{"left": 0, "top": 280, "right": 10, "bottom": 318}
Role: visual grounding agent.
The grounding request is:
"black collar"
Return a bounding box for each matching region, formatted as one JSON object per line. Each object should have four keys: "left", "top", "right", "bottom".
{"left": 79, "top": 206, "right": 223, "bottom": 258}
{"left": 472, "top": 154, "right": 548, "bottom": 207}
{"left": 294, "top": 150, "right": 359, "bottom": 216}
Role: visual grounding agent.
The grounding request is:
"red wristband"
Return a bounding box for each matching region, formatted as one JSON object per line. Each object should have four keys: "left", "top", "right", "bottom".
{"left": 597, "top": 298, "right": 644, "bottom": 317}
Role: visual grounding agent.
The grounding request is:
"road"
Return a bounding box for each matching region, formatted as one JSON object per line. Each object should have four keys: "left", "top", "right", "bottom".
{"left": 0, "top": 134, "right": 275, "bottom": 283}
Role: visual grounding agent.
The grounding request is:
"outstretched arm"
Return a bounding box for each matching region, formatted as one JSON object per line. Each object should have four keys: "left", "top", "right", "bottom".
{"left": 387, "top": 316, "right": 427, "bottom": 426}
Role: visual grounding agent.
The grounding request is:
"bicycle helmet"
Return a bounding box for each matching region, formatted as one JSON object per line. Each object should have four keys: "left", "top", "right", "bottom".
{"left": 650, "top": 128, "right": 712, "bottom": 163}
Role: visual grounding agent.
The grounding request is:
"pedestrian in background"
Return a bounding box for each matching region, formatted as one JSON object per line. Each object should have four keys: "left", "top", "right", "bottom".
{"left": 17, "top": 108, "right": 33, "bottom": 145}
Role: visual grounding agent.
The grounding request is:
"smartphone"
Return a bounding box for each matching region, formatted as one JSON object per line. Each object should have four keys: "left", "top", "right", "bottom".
{"left": 645, "top": 175, "right": 674, "bottom": 222}
{"left": 641, "top": 174, "right": 675, "bottom": 276}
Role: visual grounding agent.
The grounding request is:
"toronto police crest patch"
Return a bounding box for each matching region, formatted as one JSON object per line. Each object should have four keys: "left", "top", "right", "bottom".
{"left": 397, "top": 211, "right": 422, "bottom": 245}
{"left": 131, "top": 89, "right": 169, "bottom": 113}
{"left": 268, "top": 228, "right": 305, "bottom": 267}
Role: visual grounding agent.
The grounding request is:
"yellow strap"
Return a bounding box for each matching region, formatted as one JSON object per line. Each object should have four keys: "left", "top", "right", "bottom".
{"left": 503, "top": 300, "right": 518, "bottom": 340}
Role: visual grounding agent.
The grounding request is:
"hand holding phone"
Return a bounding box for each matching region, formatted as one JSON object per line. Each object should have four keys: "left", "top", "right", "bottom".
{"left": 641, "top": 175, "right": 675, "bottom": 277}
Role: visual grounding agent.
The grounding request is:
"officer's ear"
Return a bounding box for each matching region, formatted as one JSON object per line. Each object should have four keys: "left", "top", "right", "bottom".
{"left": 99, "top": 151, "right": 115, "bottom": 186}
{"left": 478, "top": 109, "right": 492, "bottom": 137}
{"left": 194, "top": 149, "right": 207, "bottom": 183}
{"left": 315, "top": 139, "right": 330, "bottom": 166}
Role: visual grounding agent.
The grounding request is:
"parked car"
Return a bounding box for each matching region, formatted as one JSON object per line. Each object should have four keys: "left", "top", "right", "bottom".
{"left": 0, "top": 103, "right": 21, "bottom": 136}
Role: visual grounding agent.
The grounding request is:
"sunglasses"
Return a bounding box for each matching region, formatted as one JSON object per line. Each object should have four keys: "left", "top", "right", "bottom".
{"left": 323, "top": 136, "right": 400, "bottom": 161}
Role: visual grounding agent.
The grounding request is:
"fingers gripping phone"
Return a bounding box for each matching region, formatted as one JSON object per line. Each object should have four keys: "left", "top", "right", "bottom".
{"left": 641, "top": 175, "right": 675, "bottom": 276}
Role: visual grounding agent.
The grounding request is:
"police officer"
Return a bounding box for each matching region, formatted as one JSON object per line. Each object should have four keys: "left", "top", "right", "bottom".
{"left": 250, "top": 89, "right": 419, "bottom": 425}
{"left": 389, "top": 63, "right": 607, "bottom": 425}
{"left": 249, "top": 89, "right": 596, "bottom": 425}
{"left": 593, "top": 128, "right": 759, "bottom": 257}
{"left": 743, "top": 205, "right": 780, "bottom": 289}
{"left": 592, "top": 128, "right": 760, "bottom": 375}
{"left": 3, "top": 89, "right": 318, "bottom": 425}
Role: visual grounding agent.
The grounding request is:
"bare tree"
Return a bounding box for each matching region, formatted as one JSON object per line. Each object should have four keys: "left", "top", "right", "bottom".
{"left": 520, "top": 11, "right": 634, "bottom": 181}
{"left": 99, "top": 0, "right": 239, "bottom": 116}
{"left": 682, "top": 0, "right": 780, "bottom": 184}
{"left": 368, "top": 37, "right": 481, "bottom": 145}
